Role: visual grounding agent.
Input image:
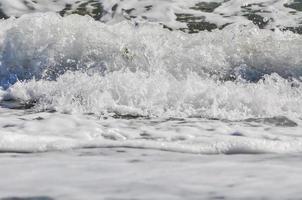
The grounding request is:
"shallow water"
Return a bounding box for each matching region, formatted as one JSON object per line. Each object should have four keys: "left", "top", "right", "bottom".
{"left": 0, "top": 0, "right": 302, "bottom": 198}
{"left": 1, "top": 0, "right": 302, "bottom": 33}
{"left": 1, "top": 107, "right": 302, "bottom": 154}
{"left": 1, "top": 148, "right": 302, "bottom": 200}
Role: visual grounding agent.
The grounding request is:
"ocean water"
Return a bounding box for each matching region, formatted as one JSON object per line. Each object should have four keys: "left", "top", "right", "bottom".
{"left": 1, "top": 0, "right": 302, "bottom": 199}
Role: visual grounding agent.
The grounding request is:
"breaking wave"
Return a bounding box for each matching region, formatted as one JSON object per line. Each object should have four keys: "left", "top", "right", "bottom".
{"left": 0, "top": 4, "right": 302, "bottom": 154}
{"left": 0, "top": 13, "right": 301, "bottom": 120}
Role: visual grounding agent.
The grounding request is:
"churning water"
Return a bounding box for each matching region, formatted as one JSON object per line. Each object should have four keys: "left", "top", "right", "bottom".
{"left": 0, "top": 1, "right": 302, "bottom": 199}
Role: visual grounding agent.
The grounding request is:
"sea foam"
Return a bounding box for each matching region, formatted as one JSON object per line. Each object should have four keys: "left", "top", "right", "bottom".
{"left": 0, "top": 12, "right": 302, "bottom": 154}
{"left": 0, "top": 13, "right": 302, "bottom": 120}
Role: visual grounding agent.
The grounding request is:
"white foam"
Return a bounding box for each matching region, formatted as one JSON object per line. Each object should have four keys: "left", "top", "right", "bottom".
{"left": 0, "top": 13, "right": 302, "bottom": 119}
{"left": 0, "top": 0, "right": 77, "bottom": 16}
{"left": 1, "top": 107, "right": 302, "bottom": 154}
{"left": 0, "top": 13, "right": 302, "bottom": 154}
{"left": 1, "top": 0, "right": 302, "bottom": 30}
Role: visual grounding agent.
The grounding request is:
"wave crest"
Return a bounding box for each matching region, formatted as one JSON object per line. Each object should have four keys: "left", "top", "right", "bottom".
{"left": 0, "top": 13, "right": 302, "bottom": 120}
